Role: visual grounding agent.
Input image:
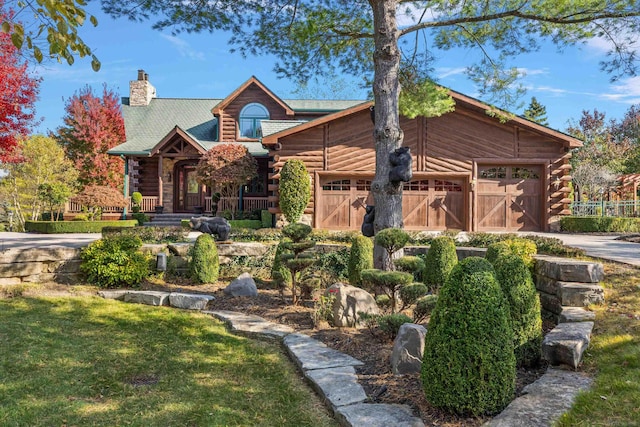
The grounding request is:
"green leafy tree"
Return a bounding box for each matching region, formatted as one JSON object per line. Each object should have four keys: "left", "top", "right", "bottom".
{"left": 196, "top": 143, "right": 258, "bottom": 219}
{"left": 105, "top": 0, "right": 640, "bottom": 268}
{"left": 522, "top": 97, "right": 549, "bottom": 126}
{"left": 0, "top": 135, "right": 78, "bottom": 231}
{"left": 1, "top": 0, "right": 100, "bottom": 69}
{"left": 37, "top": 183, "right": 73, "bottom": 221}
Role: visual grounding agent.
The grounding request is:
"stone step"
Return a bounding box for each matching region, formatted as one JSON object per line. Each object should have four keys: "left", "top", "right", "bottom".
{"left": 542, "top": 321, "right": 594, "bottom": 369}
{"left": 558, "top": 282, "right": 605, "bottom": 307}
{"left": 559, "top": 307, "right": 596, "bottom": 323}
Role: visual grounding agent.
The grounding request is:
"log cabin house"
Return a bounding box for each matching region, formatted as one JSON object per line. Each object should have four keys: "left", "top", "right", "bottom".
{"left": 108, "top": 71, "right": 581, "bottom": 232}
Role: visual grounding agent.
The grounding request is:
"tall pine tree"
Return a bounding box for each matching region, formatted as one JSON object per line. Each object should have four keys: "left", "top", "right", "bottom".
{"left": 56, "top": 85, "right": 125, "bottom": 190}
{"left": 523, "top": 97, "right": 549, "bottom": 126}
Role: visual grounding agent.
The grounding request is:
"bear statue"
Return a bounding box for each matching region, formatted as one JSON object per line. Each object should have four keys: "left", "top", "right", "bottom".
{"left": 361, "top": 205, "right": 375, "bottom": 237}
{"left": 389, "top": 146, "right": 413, "bottom": 183}
{"left": 189, "top": 216, "right": 231, "bottom": 241}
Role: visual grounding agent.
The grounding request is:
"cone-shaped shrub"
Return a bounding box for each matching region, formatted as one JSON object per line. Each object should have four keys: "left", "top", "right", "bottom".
{"left": 348, "top": 235, "right": 374, "bottom": 286}
{"left": 485, "top": 238, "right": 537, "bottom": 270}
{"left": 423, "top": 236, "right": 458, "bottom": 292}
{"left": 189, "top": 233, "right": 219, "bottom": 284}
{"left": 492, "top": 253, "right": 543, "bottom": 367}
{"left": 279, "top": 159, "right": 311, "bottom": 223}
{"left": 422, "top": 257, "right": 515, "bottom": 416}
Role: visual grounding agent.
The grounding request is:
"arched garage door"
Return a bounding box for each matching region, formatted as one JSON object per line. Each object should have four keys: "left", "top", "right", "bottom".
{"left": 477, "top": 165, "right": 542, "bottom": 231}
{"left": 316, "top": 176, "right": 466, "bottom": 231}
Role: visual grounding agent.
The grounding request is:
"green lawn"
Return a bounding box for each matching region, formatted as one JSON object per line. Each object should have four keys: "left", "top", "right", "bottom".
{"left": 0, "top": 296, "right": 337, "bottom": 427}
{"left": 557, "top": 262, "right": 640, "bottom": 426}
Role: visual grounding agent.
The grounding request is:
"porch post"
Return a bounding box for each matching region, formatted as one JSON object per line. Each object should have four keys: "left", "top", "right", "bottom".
{"left": 158, "top": 155, "right": 164, "bottom": 208}
{"left": 122, "top": 156, "right": 128, "bottom": 219}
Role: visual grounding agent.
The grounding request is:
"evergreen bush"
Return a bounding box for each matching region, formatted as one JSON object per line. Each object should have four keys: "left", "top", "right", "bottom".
{"left": 377, "top": 313, "right": 413, "bottom": 340}
{"left": 279, "top": 159, "right": 311, "bottom": 223}
{"left": 492, "top": 253, "right": 543, "bottom": 367}
{"left": 361, "top": 269, "right": 413, "bottom": 313}
{"left": 131, "top": 191, "right": 143, "bottom": 212}
{"left": 348, "top": 235, "right": 374, "bottom": 286}
{"left": 485, "top": 238, "right": 537, "bottom": 270}
{"left": 189, "top": 234, "right": 219, "bottom": 284}
{"left": 280, "top": 223, "right": 317, "bottom": 305}
{"left": 395, "top": 256, "right": 425, "bottom": 282}
{"left": 399, "top": 282, "right": 429, "bottom": 310}
{"left": 413, "top": 294, "right": 438, "bottom": 323}
{"left": 422, "top": 257, "right": 515, "bottom": 416}
{"left": 423, "top": 236, "right": 458, "bottom": 292}
{"left": 80, "top": 235, "right": 151, "bottom": 288}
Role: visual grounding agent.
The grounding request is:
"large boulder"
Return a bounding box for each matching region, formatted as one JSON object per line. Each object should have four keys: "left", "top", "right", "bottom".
{"left": 327, "top": 283, "right": 379, "bottom": 328}
{"left": 224, "top": 272, "right": 258, "bottom": 297}
{"left": 391, "top": 323, "right": 427, "bottom": 375}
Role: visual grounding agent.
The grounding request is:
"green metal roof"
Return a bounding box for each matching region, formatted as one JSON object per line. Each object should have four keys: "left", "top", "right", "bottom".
{"left": 260, "top": 120, "right": 307, "bottom": 137}
{"left": 109, "top": 97, "right": 364, "bottom": 156}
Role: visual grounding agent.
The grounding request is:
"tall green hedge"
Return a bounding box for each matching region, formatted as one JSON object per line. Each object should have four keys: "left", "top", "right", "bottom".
{"left": 279, "top": 159, "right": 311, "bottom": 223}
{"left": 422, "top": 257, "right": 515, "bottom": 416}
{"left": 348, "top": 235, "right": 373, "bottom": 286}
{"left": 561, "top": 216, "right": 640, "bottom": 232}
{"left": 492, "top": 253, "right": 543, "bottom": 367}
{"left": 423, "top": 236, "right": 458, "bottom": 292}
{"left": 189, "top": 234, "right": 219, "bottom": 284}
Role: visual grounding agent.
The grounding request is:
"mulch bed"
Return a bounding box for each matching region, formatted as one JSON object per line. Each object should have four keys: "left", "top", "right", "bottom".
{"left": 144, "top": 280, "right": 550, "bottom": 426}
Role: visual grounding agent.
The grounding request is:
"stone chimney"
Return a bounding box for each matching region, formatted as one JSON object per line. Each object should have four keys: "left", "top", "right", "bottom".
{"left": 129, "top": 69, "right": 156, "bottom": 106}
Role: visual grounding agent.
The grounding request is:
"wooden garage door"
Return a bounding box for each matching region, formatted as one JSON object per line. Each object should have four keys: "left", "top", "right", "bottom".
{"left": 317, "top": 177, "right": 465, "bottom": 231}
{"left": 403, "top": 179, "right": 465, "bottom": 230}
{"left": 477, "top": 165, "right": 542, "bottom": 231}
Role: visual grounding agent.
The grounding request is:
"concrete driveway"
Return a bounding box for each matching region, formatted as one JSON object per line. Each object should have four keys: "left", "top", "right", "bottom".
{"left": 0, "top": 232, "right": 102, "bottom": 251}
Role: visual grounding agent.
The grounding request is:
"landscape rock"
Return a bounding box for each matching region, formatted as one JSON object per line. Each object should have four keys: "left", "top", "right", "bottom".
{"left": 169, "top": 292, "right": 214, "bottom": 310}
{"left": 558, "top": 282, "right": 605, "bottom": 307}
{"left": 224, "top": 272, "right": 258, "bottom": 297}
{"left": 559, "top": 307, "right": 596, "bottom": 323}
{"left": 535, "top": 257, "right": 604, "bottom": 283}
{"left": 485, "top": 368, "right": 592, "bottom": 427}
{"left": 124, "top": 290, "right": 170, "bottom": 306}
{"left": 304, "top": 366, "right": 368, "bottom": 408}
{"left": 327, "top": 282, "right": 379, "bottom": 328}
{"left": 284, "top": 333, "right": 363, "bottom": 371}
{"left": 206, "top": 310, "right": 294, "bottom": 341}
{"left": 391, "top": 323, "right": 427, "bottom": 375}
{"left": 167, "top": 242, "right": 191, "bottom": 256}
{"left": 98, "top": 290, "right": 128, "bottom": 300}
{"left": 336, "top": 403, "right": 425, "bottom": 427}
{"left": 542, "top": 321, "right": 594, "bottom": 369}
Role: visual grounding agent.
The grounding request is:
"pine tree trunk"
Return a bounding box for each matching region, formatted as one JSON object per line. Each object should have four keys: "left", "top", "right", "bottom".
{"left": 371, "top": 0, "right": 404, "bottom": 270}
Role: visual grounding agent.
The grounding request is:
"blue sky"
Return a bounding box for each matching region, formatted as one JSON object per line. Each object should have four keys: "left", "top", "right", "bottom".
{"left": 31, "top": 4, "right": 640, "bottom": 135}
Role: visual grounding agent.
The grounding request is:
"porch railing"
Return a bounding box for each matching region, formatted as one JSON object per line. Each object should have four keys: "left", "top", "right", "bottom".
{"left": 66, "top": 196, "right": 160, "bottom": 213}
{"left": 570, "top": 200, "right": 640, "bottom": 217}
{"left": 205, "top": 196, "right": 269, "bottom": 213}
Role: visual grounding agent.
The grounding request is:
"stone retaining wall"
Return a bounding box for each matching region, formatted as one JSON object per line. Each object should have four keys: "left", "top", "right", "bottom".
{"left": 0, "top": 247, "right": 83, "bottom": 285}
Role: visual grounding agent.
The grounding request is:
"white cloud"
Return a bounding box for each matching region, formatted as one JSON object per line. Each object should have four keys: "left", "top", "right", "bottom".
{"left": 436, "top": 67, "right": 467, "bottom": 79}
{"left": 160, "top": 34, "right": 206, "bottom": 61}
{"left": 517, "top": 67, "right": 548, "bottom": 77}
{"left": 600, "top": 76, "right": 640, "bottom": 103}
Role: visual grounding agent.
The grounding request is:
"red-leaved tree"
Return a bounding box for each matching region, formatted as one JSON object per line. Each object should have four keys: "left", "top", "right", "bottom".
{"left": 56, "top": 85, "right": 125, "bottom": 189}
{"left": 0, "top": 2, "right": 40, "bottom": 162}
{"left": 196, "top": 143, "right": 258, "bottom": 219}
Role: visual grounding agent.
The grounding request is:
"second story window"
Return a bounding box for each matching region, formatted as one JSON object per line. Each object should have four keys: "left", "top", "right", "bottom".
{"left": 239, "top": 103, "right": 269, "bottom": 138}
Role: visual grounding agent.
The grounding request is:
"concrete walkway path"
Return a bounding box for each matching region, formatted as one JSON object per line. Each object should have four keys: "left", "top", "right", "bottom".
{"left": 529, "top": 233, "right": 640, "bottom": 267}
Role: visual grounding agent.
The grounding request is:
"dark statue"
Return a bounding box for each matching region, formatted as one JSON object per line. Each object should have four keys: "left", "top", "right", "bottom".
{"left": 361, "top": 205, "right": 375, "bottom": 237}
{"left": 189, "top": 216, "right": 231, "bottom": 241}
{"left": 389, "top": 146, "right": 413, "bottom": 183}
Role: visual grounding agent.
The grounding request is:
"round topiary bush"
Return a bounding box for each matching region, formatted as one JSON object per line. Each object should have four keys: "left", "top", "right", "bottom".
{"left": 80, "top": 235, "right": 150, "bottom": 288}
{"left": 422, "top": 257, "right": 515, "bottom": 416}
{"left": 485, "top": 238, "right": 537, "bottom": 270}
{"left": 348, "top": 235, "right": 374, "bottom": 287}
{"left": 423, "top": 236, "right": 458, "bottom": 292}
{"left": 374, "top": 228, "right": 410, "bottom": 255}
{"left": 377, "top": 313, "right": 413, "bottom": 340}
{"left": 189, "top": 233, "right": 219, "bottom": 284}
{"left": 271, "top": 238, "right": 293, "bottom": 287}
{"left": 361, "top": 269, "right": 413, "bottom": 313}
{"left": 413, "top": 294, "right": 438, "bottom": 323}
{"left": 395, "top": 256, "right": 426, "bottom": 282}
{"left": 492, "top": 253, "right": 543, "bottom": 367}
{"left": 399, "top": 282, "right": 428, "bottom": 310}
{"left": 279, "top": 159, "right": 311, "bottom": 223}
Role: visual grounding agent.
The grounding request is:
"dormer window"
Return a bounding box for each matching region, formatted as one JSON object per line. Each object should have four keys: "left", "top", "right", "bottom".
{"left": 239, "top": 103, "right": 269, "bottom": 138}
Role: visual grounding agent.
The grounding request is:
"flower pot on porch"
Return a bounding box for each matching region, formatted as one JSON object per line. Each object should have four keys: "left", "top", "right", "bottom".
{"left": 155, "top": 205, "right": 164, "bottom": 214}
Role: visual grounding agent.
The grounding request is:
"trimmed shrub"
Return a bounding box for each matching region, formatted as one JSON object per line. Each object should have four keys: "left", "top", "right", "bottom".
{"left": 395, "top": 256, "right": 425, "bottom": 282}
{"left": 413, "top": 294, "right": 438, "bottom": 323}
{"left": 423, "top": 236, "right": 458, "bottom": 292}
{"left": 399, "top": 282, "right": 428, "bottom": 310}
{"left": 560, "top": 215, "right": 640, "bottom": 233}
{"left": 131, "top": 192, "right": 143, "bottom": 212}
{"left": 131, "top": 213, "right": 149, "bottom": 225}
{"left": 189, "top": 234, "right": 219, "bottom": 284}
{"left": 80, "top": 235, "right": 151, "bottom": 288}
{"left": 280, "top": 223, "right": 317, "bottom": 305}
{"left": 493, "top": 253, "right": 543, "bottom": 368}
{"left": 279, "top": 159, "right": 311, "bottom": 223}
{"left": 361, "top": 269, "right": 413, "bottom": 313}
{"left": 260, "top": 210, "right": 273, "bottom": 228}
{"left": 422, "top": 257, "right": 515, "bottom": 416}
{"left": 25, "top": 220, "right": 137, "bottom": 233}
{"left": 485, "top": 238, "right": 537, "bottom": 270}
{"left": 377, "top": 313, "right": 413, "bottom": 340}
{"left": 374, "top": 228, "right": 410, "bottom": 256}
{"left": 348, "top": 235, "right": 374, "bottom": 286}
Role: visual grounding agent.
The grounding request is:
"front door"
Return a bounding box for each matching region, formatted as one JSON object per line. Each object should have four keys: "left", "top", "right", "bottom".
{"left": 174, "top": 162, "right": 203, "bottom": 212}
